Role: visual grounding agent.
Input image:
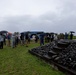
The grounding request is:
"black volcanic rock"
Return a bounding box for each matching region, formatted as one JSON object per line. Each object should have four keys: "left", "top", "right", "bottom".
{"left": 29, "top": 39, "right": 76, "bottom": 75}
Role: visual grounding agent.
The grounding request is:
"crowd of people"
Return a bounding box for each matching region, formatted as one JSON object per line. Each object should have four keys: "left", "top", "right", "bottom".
{"left": 0, "top": 31, "right": 75, "bottom": 49}
{"left": 0, "top": 32, "right": 39, "bottom": 49}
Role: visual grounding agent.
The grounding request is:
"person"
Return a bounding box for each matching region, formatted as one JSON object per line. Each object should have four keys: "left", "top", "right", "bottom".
{"left": 65, "top": 32, "right": 68, "bottom": 39}
{"left": 32, "top": 35, "right": 35, "bottom": 42}
{"left": 3, "top": 35, "right": 6, "bottom": 45}
{"left": 28, "top": 34, "right": 30, "bottom": 44}
{"left": 20, "top": 33, "right": 25, "bottom": 45}
{"left": 11, "top": 34, "right": 16, "bottom": 48}
{"left": 7, "top": 33, "right": 11, "bottom": 46}
{"left": 50, "top": 34, "right": 54, "bottom": 42}
{"left": 47, "top": 35, "right": 50, "bottom": 42}
{"left": 54, "top": 34, "right": 58, "bottom": 44}
{"left": 54, "top": 34, "right": 58, "bottom": 40}
{"left": 70, "top": 33, "right": 73, "bottom": 40}
{"left": 35, "top": 35, "right": 39, "bottom": 43}
{"left": 25, "top": 33, "right": 29, "bottom": 47}
{"left": 15, "top": 35, "right": 19, "bottom": 46}
{"left": 0, "top": 33, "right": 4, "bottom": 49}
{"left": 40, "top": 33, "right": 45, "bottom": 46}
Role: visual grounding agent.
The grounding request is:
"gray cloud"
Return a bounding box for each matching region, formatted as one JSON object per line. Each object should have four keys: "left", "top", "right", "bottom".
{"left": 0, "top": 0, "right": 76, "bottom": 35}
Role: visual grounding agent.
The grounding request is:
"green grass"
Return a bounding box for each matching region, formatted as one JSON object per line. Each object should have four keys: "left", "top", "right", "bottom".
{"left": 73, "top": 36, "right": 76, "bottom": 39}
{"left": 68, "top": 35, "right": 76, "bottom": 39}
{"left": 0, "top": 42, "right": 65, "bottom": 75}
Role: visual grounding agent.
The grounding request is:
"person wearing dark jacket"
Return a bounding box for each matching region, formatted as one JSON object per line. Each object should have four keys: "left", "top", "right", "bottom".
{"left": 0, "top": 33, "right": 4, "bottom": 49}
{"left": 35, "top": 35, "right": 39, "bottom": 43}
{"left": 25, "top": 33, "right": 29, "bottom": 47}
{"left": 20, "top": 34, "right": 25, "bottom": 45}
{"left": 40, "top": 33, "right": 45, "bottom": 46}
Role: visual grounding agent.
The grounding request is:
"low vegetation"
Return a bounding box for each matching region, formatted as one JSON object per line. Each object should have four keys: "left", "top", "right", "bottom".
{"left": 0, "top": 42, "right": 65, "bottom": 75}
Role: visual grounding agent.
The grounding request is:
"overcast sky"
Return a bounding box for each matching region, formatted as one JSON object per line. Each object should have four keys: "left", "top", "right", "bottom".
{"left": 0, "top": 0, "right": 76, "bottom": 34}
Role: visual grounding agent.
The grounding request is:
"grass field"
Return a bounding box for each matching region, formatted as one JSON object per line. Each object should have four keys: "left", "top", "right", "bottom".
{"left": 73, "top": 36, "right": 76, "bottom": 39}
{"left": 0, "top": 42, "right": 65, "bottom": 75}
{"left": 68, "top": 35, "right": 76, "bottom": 39}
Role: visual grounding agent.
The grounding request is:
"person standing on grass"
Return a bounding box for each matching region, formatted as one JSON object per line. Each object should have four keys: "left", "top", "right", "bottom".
{"left": 70, "top": 33, "right": 73, "bottom": 40}
{"left": 40, "top": 33, "right": 45, "bottom": 46}
{"left": 35, "top": 34, "right": 39, "bottom": 43}
{"left": 25, "top": 33, "right": 29, "bottom": 47}
{"left": 0, "top": 33, "right": 4, "bottom": 49}
{"left": 65, "top": 32, "right": 68, "bottom": 39}
{"left": 0, "top": 34, "right": 1, "bottom": 49}
{"left": 50, "top": 33, "right": 54, "bottom": 42}
{"left": 7, "top": 33, "right": 11, "bottom": 47}
{"left": 20, "top": 33, "right": 25, "bottom": 45}
{"left": 11, "top": 34, "right": 16, "bottom": 48}
{"left": 15, "top": 34, "right": 19, "bottom": 46}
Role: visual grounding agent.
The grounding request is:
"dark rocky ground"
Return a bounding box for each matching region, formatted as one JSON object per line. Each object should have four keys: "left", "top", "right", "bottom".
{"left": 29, "top": 39, "right": 76, "bottom": 75}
